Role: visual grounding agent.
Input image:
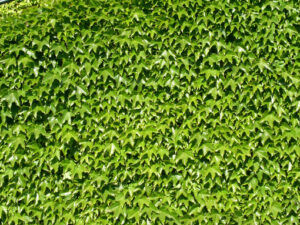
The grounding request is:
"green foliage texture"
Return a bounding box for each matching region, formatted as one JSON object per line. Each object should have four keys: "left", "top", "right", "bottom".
{"left": 0, "top": 0, "right": 299, "bottom": 224}
{"left": 0, "top": 0, "right": 42, "bottom": 17}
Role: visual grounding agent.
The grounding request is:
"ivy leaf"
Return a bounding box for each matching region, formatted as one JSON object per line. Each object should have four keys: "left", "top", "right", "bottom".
{"left": 8, "top": 135, "right": 26, "bottom": 150}
{"left": 260, "top": 113, "right": 280, "bottom": 127}
{"left": 3, "top": 91, "right": 20, "bottom": 108}
{"left": 175, "top": 150, "right": 194, "bottom": 166}
{"left": 257, "top": 59, "right": 273, "bottom": 72}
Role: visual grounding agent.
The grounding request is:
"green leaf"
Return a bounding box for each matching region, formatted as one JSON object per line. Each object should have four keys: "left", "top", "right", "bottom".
{"left": 3, "top": 91, "right": 20, "bottom": 108}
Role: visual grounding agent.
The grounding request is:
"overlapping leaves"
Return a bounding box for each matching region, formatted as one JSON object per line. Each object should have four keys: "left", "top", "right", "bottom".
{"left": 0, "top": 0, "right": 299, "bottom": 224}
{"left": 0, "top": 0, "right": 43, "bottom": 17}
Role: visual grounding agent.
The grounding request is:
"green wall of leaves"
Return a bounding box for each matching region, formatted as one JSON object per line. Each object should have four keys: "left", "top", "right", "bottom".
{"left": 0, "top": 0, "right": 299, "bottom": 224}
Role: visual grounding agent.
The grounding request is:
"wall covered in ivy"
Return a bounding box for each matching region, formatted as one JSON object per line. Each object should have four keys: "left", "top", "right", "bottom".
{"left": 0, "top": 0, "right": 299, "bottom": 224}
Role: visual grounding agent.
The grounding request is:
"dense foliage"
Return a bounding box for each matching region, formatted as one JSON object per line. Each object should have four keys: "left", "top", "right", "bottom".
{"left": 0, "top": 0, "right": 299, "bottom": 224}
{"left": 0, "top": 0, "right": 43, "bottom": 17}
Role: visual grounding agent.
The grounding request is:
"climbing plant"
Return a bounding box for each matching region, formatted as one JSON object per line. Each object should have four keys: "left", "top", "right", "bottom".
{"left": 0, "top": 0, "right": 299, "bottom": 224}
